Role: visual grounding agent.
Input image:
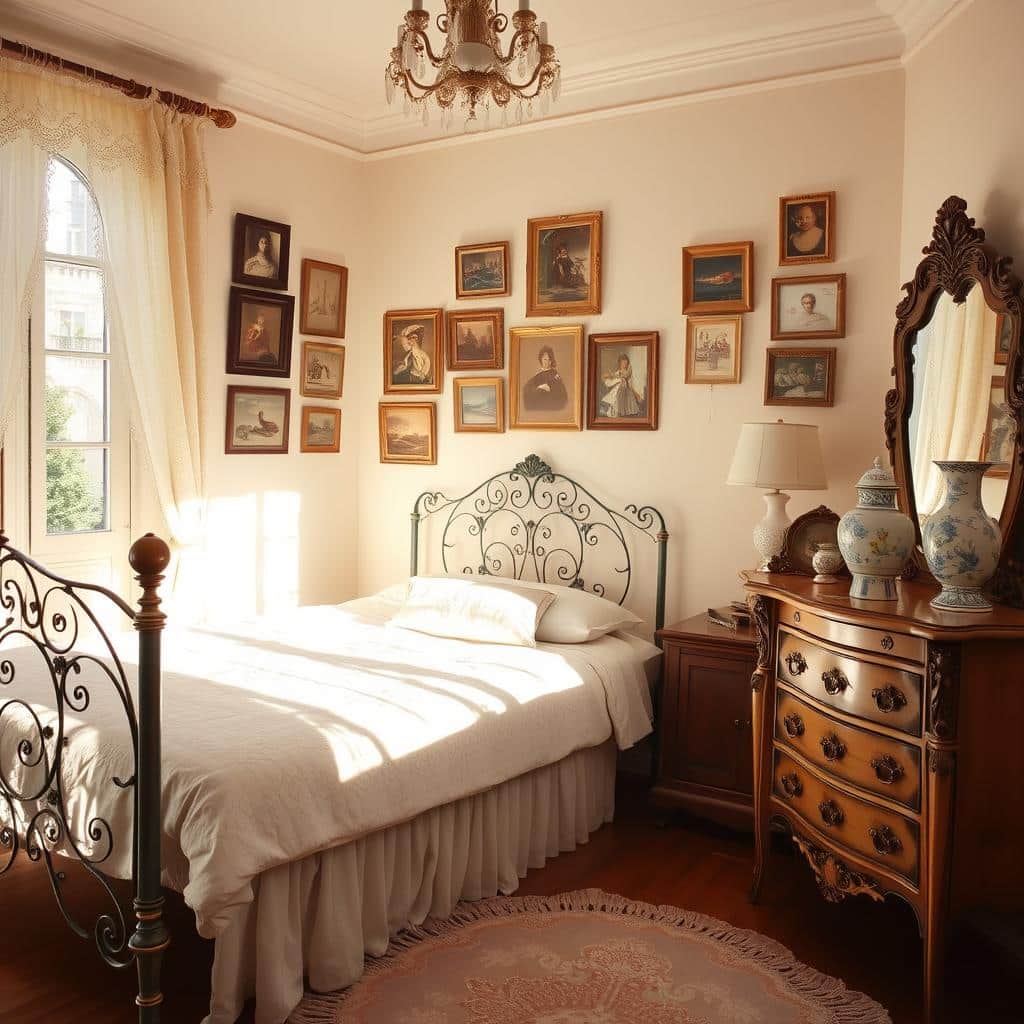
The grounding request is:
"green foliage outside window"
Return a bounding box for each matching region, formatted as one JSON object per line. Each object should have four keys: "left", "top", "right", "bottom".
{"left": 44, "top": 383, "right": 103, "bottom": 533}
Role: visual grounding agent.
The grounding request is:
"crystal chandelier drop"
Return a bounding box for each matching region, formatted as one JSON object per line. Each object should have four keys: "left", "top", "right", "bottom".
{"left": 386, "top": 1, "right": 561, "bottom": 131}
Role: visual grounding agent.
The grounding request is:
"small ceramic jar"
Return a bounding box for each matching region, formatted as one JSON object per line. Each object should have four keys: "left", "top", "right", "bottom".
{"left": 811, "top": 542, "right": 844, "bottom": 584}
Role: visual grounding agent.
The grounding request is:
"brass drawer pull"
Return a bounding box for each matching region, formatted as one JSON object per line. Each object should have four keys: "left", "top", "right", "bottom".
{"left": 871, "top": 685, "right": 907, "bottom": 713}
{"left": 785, "top": 651, "right": 808, "bottom": 676}
{"left": 871, "top": 754, "right": 905, "bottom": 785}
{"left": 822, "top": 668, "right": 849, "bottom": 696}
{"left": 818, "top": 799, "right": 844, "bottom": 827}
{"left": 781, "top": 773, "right": 803, "bottom": 799}
{"left": 880, "top": 634, "right": 895, "bottom": 651}
{"left": 819, "top": 733, "right": 847, "bottom": 762}
{"left": 783, "top": 712, "right": 805, "bottom": 738}
{"left": 869, "top": 824, "right": 903, "bottom": 857}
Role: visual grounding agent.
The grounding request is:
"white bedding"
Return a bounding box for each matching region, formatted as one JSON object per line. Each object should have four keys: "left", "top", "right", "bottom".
{"left": 1, "top": 592, "right": 658, "bottom": 939}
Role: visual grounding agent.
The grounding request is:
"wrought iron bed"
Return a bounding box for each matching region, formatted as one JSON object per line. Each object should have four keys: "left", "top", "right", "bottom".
{"left": 0, "top": 528, "right": 170, "bottom": 1021}
{"left": 411, "top": 453, "right": 669, "bottom": 634}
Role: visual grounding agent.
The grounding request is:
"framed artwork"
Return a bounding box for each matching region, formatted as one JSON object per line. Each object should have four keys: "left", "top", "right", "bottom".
{"left": 455, "top": 241, "right": 510, "bottom": 299}
{"left": 232, "top": 213, "right": 290, "bottom": 290}
{"left": 226, "top": 287, "right": 294, "bottom": 377}
{"left": 300, "top": 341, "right": 345, "bottom": 399}
{"left": 766, "top": 505, "right": 847, "bottom": 576}
{"left": 771, "top": 273, "right": 846, "bottom": 340}
{"left": 447, "top": 308, "right": 504, "bottom": 371}
{"left": 510, "top": 324, "right": 584, "bottom": 430}
{"left": 995, "top": 313, "right": 1012, "bottom": 365}
{"left": 764, "top": 348, "right": 836, "bottom": 407}
{"left": 586, "top": 331, "right": 659, "bottom": 430}
{"left": 379, "top": 402, "right": 437, "bottom": 465}
{"left": 453, "top": 377, "right": 504, "bottom": 433}
{"left": 681, "top": 241, "right": 754, "bottom": 315}
{"left": 300, "top": 406, "right": 341, "bottom": 453}
{"left": 225, "top": 385, "right": 290, "bottom": 454}
{"left": 300, "top": 259, "right": 348, "bottom": 338}
{"left": 982, "top": 375, "right": 1015, "bottom": 478}
{"left": 383, "top": 309, "right": 444, "bottom": 394}
{"left": 685, "top": 315, "right": 742, "bottom": 384}
{"left": 526, "top": 211, "right": 602, "bottom": 317}
{"left": 778, "top": 191, "right": 835, "bottom": 266}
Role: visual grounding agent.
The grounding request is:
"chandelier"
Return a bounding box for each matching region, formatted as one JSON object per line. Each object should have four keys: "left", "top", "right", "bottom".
{"left": 386, "top": 1, "right": 561, "bottom": 130}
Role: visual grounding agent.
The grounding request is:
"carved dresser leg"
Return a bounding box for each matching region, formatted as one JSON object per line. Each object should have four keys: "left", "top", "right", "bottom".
{"left": 749, "top": 595, "right": 775, "bottom": 903}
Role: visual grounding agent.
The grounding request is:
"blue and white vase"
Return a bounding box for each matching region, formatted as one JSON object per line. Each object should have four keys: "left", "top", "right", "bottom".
{"left": 838, "top": 457, "right": 915, "bottom": 601}
{"left": 921, "top": 461, "right": 1001, "bottom": 612}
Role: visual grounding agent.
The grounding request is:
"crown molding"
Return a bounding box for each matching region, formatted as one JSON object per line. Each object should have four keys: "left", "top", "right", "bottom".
{"left": 894, "top": 0, "right": 972, "bottom": 61}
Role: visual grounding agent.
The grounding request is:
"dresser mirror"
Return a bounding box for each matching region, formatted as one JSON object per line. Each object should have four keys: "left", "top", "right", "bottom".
{"left": 885, "top": 196, "right": 1024, "bottom": 604}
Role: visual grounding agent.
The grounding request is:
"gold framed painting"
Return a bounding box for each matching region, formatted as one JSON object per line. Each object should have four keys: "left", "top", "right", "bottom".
{"left": 300, "top": 406, "right": 341, "bottom": 453}
{"left": 778, "top": 191, "right": 835, "bottom": 266}
{"left": 300, "top": 258, "right": 348, "bottom": 338}
{"left": 300, "top": 341, "right": 345, "bottom": 399}
{"left": 771, "top": 273, "right": 846, "bottom": 340}
{"left": 447, "top": 308, "right": 504, "bottom": 370}
{"left": 454, "top": 377, "right": 504, "bottom": 433}
{"left": 681, "top": 241, "right": 754, "bottom": 315}
{"left": 455, "top": 241, "right": 510, "bottom": 299}
{"left": 982, "top": 375, "right": 1015, "bottom": 478}
{"left": 510, "top": 324, "right": 584, "bottom": 430}
{"left": 383, "top": 308, "right": 443, "bottom": 394}
{"left": 586, "top": 332, "right": 659, "bottom": 430}
{"left": 764, "top": 347, "right": 836, "bottom": 408}
{"left": 685, "top": 316, "right": 742, "bottom": 384}
{"left": 526, "top": 211, "right": 602, "bottom": 317}
{"left": 379, "top": 402, "right": 437, "bottom": 465}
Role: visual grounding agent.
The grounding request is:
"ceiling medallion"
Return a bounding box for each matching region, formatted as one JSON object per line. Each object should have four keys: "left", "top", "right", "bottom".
{"left": 386, "top": 1, "right": 561, "bottom": 131}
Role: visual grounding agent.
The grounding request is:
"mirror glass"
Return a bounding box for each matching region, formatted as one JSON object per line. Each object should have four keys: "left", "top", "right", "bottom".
{"left": 907, "top": 285, "right": 1016, "bottom": 528}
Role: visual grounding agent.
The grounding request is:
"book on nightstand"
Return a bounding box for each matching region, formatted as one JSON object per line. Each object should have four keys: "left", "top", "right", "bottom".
{"left": 706, "top": 603, "right": 751, "bottom": 630}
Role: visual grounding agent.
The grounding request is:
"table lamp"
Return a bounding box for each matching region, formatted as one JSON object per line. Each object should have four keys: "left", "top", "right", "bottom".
{"left": 726, "top": 419, "right": 827, "bottom": 570}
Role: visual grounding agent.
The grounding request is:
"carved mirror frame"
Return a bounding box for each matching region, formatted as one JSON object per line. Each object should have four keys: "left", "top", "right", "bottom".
{"left": 884, "top": 195, "right": 1024, "bottom": 606}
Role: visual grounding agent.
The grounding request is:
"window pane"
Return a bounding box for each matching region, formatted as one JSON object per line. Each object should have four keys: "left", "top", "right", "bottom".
{"left": 44, "top": 260, "right": 106, "bottom": 353}
{"left": 45, "top": 159, "right": 101, "bottom": 259}
{"left": 45, "top": 356, "right": 108, "bottom": 443}
{"left": 45, "top": 447, "right": 108, "bottom": 535}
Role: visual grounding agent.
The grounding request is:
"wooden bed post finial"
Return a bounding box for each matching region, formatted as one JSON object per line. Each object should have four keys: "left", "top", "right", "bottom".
{"left": 129, "top": 533, "right": 170, "bottom": 632}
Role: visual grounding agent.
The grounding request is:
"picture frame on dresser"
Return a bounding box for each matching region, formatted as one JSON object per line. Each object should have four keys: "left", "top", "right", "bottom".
{"left": 765, "top": 505, "right": 846, "bottom": 576}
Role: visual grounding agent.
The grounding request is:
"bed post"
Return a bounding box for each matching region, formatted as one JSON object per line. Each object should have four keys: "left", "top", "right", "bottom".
{"left": 654, "top": 528, "right": 668, "bottom": 641}
{"left": 127, "top": 533, "right": 171, "bottom": 1023}
{"left": 410, "top": 507, "right": 421, "bottom": 577}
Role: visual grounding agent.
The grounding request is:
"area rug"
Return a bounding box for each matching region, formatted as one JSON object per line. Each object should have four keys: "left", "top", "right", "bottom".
{"left": 291, "top": 889, "right": 890, "bottom": 1023}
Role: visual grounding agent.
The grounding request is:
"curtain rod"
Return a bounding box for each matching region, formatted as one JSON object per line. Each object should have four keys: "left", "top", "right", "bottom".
{"left": 1, "top": 36, "right": 237, "bottom": 128}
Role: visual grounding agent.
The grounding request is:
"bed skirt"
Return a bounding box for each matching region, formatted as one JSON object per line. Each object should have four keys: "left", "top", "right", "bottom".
{"left": 201, "top": 738, "right": 618, "bottom": 1024}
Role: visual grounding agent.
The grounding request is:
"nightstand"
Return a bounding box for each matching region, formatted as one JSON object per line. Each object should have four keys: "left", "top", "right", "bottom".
{"left": 653, "top": 613, "right": 756, "bottom": 830}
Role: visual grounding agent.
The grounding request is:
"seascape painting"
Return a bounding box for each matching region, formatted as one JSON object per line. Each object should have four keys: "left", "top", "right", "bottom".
{"left": 454, "top": 377, "right": 503, "bottom": 432}
{"left": 379, "top": 402, "right": 437, "bottom": 464}
{"left": 691, "top": 254, "right": 744, "bottom": 304}
{"left": 682, "top": 241, "right": 753, "bottom": 314}
{"left": 456, "top": 242, "right": 509, "bottom": 299}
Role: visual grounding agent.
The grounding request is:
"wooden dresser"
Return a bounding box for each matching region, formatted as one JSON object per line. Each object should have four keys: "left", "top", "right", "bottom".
{"left": 744, "top": 571, "right": 1024, "bottom": 1023}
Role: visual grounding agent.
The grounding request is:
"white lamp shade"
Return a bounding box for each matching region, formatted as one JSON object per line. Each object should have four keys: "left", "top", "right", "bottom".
{"left": 727, "top": 420, "right": 827, "bottom": 490}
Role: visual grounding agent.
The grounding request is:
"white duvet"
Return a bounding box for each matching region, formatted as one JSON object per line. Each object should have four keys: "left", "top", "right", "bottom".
{"left": 0, "top": 593, "right": 658, "bottom": 938}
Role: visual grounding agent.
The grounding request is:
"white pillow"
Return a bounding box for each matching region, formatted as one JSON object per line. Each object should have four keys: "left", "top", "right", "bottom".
{"left": 390, "top": 576, "right": 556, "bottom": 647}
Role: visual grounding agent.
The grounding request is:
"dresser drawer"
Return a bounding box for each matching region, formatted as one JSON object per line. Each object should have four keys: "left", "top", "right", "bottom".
{"left": 777, "top": 605, "right": 925, "bottom": 665}
{"left": 772, "top": 749, "right": 920, "bottom": 885}
{"left": 775, "top": 689, "right": 922, "bottom": 812}
{"left": 776, "top": 629, "right": 922, "bottom": 736}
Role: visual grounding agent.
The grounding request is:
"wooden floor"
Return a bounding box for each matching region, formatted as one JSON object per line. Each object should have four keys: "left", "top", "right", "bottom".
{"left": 1, "top": 789, "right": 1017, "bottom": 1023}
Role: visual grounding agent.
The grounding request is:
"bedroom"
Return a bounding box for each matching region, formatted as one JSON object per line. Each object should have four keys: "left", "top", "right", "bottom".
{"left": 0, "top": 0, "right": 1022, "bottom": 1021}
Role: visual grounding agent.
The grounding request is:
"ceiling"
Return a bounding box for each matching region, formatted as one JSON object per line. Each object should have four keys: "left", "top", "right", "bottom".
{"left": 1, "top": 0, "right": 962, "bottom": 156}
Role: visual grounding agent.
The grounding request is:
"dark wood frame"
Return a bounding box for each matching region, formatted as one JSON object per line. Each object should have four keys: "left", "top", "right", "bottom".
{"left": 982, "top": 374, "right": 1012, "bottom": 479}
{"left": 383, "top": 308, "right": 444, "bottom": 394}
{"left": 232, "top": 213, "right": 290, "bottom": 290}
{"left": 778, "top": 190, "right": 836, "bottom": 266}
{"left": 226, "top": 287, "right": 294, "bottom": 378}
{"left": 526, "top": 211, "right": 602, "bottom": 317}
{"left": 453, "top": 377, "right": 504, "bottom": 433}
{"left": 446, "top": 308, "right": 505, "bottom": 370}
{"left": 509, "top": 324, "right": 584, "bottom": 431}
{"left": 685, "top": 315, "right": 742, "bottom": 384}
{"left": 300, "top": 341, "right": 345, "bottom": 399}
{"left": 995, "top": 312, "right": 1010, "bottom": 365}
{"left": 884, "top": 196, "right": 1024, "bottom": 603}
{"left": 764, "top": 347, "right": 836, "bottom": 408}
{"left": 770, "top": 273, "right": 846, "bottom": 340}
{"left": 225, "top": 385, "right": 291, "bottom": 454}
{"left": 682, "top": 240, "right": 754, "bottom": 315}
{"left": 300, "top": 406, "right": 342, "bottom": 453}
{"left": 455, "top": 241, "right": 510, "bottom": 299}
{"left": 586, "top": 331, "right": 660, "bottom": 430}
{"left": 299, "top": 258, "right": 348, "bottom": 338}
{"left": 379, "top": 401, "right": 437, "bottom": 464}
{"left": 765, "top": 505, "right": 848, "bottom": 576}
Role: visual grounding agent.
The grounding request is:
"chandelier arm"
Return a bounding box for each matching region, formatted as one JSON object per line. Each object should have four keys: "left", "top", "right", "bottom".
{"left": 403, "top": 26, "right": 448, "bottom": 68}
{"left": 400, "top": 66, "right": 460, "bottom": 101}
{"left": 503, "top": 56, "right": 556, "bottom": 96}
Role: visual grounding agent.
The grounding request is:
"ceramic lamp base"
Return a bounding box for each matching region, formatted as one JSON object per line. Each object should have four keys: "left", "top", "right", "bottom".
{"left": 849, "top": 572, "right": 897, "bottom": 601}
{"left": 930, "top": 586, "right": 992, "bottom": 613}
{"left": 753, "top": 490, "right": 791, "bottom": 571}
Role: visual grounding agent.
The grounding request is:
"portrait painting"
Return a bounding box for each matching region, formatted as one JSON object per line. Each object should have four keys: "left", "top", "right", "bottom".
{"left": 510, "top": 325, "right": 584, "bottom": 430}
{"left": 300, "top": 259, "right": 348, "bottom": 338}
{"left": 232, "top": 213, "right": 290, "bottom": 290}
{"left": 225, "top": 386, "right": 290, "bottom": 454}
{"left": 682, "top": 241, "right": 754, "bottom": 314}
{"left": 226, "top": 287, "right": 294, "bottom": 378}
{"left": 379, "top": 402, "right": 437, "bottom": 465}
{"left": 447, "top": 308, "right": 504, "bottom": 370}
{"left": 995, "top": 313, "right": 1012, "bottom": 365}
{"left": 764, "top": 348, "right": 836, "bottom": 407}
{"left": 685, "top": 316, "right": 742, "bottom": 384}
{"left": 383, "top": 308, "right": 443, "bottom": 394}
{"left": 983, "top": 376, "right": 1016, "bottom": 477}
{"left": 300, "top": 341, "right": 345, "bottom": 399}
{"left": 300, "top": 406, "right": 341, "bottom": 453}
{"left": 779, "top": 191, "right": 835, "bottom": 266}
{"left": 771, "top": 274, "right": 846, "bottom": 340}
{"left": 454, "top": 377, "right": 504, "bottom": 433}
{"left": 587, "top": 332, "right": 659, "bottom": 430}
{"left": 527, "top": 211, "right": 602, "bottom": 317}
{"left": 455, "top": 241, "right": 510, "bottom": 299}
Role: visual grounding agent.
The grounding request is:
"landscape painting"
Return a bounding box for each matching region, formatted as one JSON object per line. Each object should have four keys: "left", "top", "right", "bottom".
{"left": 379, "top": 402, "right": 437, "bottom": 464}
{"left": 454, "top": 377, "right": 503, "bottom": 433}
{"left": 447, "top": 308, "right": 504, "bottom": 370}
{"left": 455, "top": 241, "right": 510, "bottom": 299}
{"left": 300, "top": 406, "right": 341, "bottom": 453}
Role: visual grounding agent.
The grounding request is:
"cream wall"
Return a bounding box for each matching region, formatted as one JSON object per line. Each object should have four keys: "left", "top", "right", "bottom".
{"left": 353, "top": 70, "right": 906, "bottom": 626}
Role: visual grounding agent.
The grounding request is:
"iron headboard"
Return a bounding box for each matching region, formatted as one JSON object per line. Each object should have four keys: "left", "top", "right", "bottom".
{"left": 411, "top": 454, "right": 669, "bottom": 632}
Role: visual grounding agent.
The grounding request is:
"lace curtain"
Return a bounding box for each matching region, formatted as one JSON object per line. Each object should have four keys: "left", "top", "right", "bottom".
{"left": 0, "top": 59, "right": 209, "bottom": 565}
